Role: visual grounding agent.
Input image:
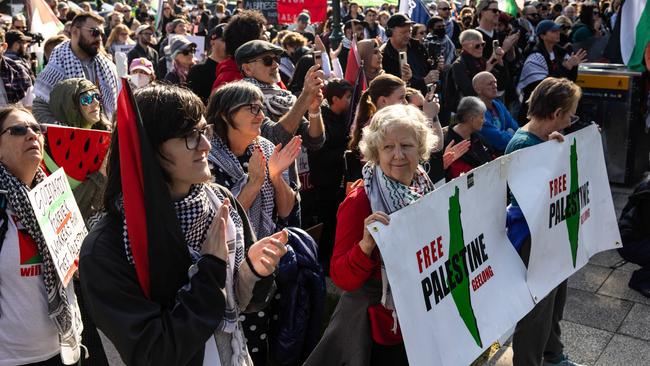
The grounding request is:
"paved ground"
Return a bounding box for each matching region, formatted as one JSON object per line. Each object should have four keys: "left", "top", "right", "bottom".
{"left": 485, "top": 184, "right": 650, "bottom": 366}
{"left": 101, "top": 185, "right": 645, "bottom": 366}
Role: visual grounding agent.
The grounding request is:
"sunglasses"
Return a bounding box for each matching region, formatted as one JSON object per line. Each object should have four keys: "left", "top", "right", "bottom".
{"left": 528, "top": 13, "right": 540, "bottom": 17}
{"left": 254, "top": 55, "right": 280, "bottom": 67}
{"left": 438, "top": 7, "right": 450, "bottom": 11}
{"left": 181, "top": 48, "right": 196, "bottom": 56}
{"left": 79, "top": 26, "right": 104, "bottom": 38}
{"left": 0, "top": 123, "right": 46, "bottom": 137}
{"left": 486, "top": 8, "right": 500, "bottom": 14}
{"left": 183, "top": 125, "right": 214, "bottom": 150}
{"left": 472, "top": 42, "right": 486, "bottom": 50}
{"left": 79, "top": 92, "right": 101, "bottom": 106}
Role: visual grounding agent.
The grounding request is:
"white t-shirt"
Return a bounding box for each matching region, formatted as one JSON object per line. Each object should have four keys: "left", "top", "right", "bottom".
{"left": 0, "top": 209, "right": 60, "bottom": 366}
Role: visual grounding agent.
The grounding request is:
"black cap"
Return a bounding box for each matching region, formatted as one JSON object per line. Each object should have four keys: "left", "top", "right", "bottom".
{"left": 386, "top": 13, "right": 414, "bottom": 29}
{"left": 5, "top": 30, "right": 31, "bottom": 46}
{"left": 208, "top": 23, "right": 226, "bottom": 40}
{"left": 235, "top": 40, "right": 283, "bottom": 67}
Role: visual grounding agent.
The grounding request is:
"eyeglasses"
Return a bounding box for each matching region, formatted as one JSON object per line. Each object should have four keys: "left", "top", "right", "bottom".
{"left": 79, "top": 26, "right": 104, "bottom": 38}
{"left": 486, "top": 8, "right": 500, "bottom": 14}
{"left": 183, "top": 125, "right": 214, "bottom": 150}
{"left": 233, "top": 103, "right": 264, "bottom": 116}
{"left": 180, "top": 48, "right": 196, "bottom": 56}
{"left": 570, "top": 115, "right": 580, "bottom": 125}
{"left": 79, "top": 92, "right": 101, "bottom": 106}
{"left": 253, "top": 55, "right": 280, "bottom": 67}
{"left": 0, "top": 123, "right": 46, "bottom": 137}
{"left": 528, "top": 13, "right": 540, "bottom": 17}
{"left": 438, "top": 7, "right": 450, "bottom": 11}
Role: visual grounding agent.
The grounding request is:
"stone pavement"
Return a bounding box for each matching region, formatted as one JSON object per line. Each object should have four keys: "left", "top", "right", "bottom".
{"left": 485, "top": 184, "right": 650, "bottom": 366}
{"left": 102, "top": 185, "right": 646, "bottom": 366}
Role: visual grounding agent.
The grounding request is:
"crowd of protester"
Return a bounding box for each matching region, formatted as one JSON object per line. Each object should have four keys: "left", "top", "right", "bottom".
{"left": 0, "top": 0, "right": 648, "bottom": 365}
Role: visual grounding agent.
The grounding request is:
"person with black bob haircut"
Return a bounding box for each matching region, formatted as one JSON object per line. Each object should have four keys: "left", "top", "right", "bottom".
{"left": 79, "top": 83, "right": 288, "bottom": 366}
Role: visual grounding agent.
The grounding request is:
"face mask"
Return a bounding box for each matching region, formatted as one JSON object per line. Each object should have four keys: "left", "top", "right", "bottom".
{"left": 434, "top": 28, "right": 446, "bottom": 38}
{"left": 130, "top": 73, "right": 151, "bottom": 88}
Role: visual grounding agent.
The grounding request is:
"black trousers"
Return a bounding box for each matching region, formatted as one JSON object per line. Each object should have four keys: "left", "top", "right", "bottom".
{"left": 512, "top": 237, "right": 567, "bottom": 366}
{"left": 20, "top": 355, "right": 65, "bottom": 366}
{"left": 370, "top": 342, "right": 409, "bottom": 366}
{"left": 618, "top": 240, "right": 650, "bottom": 291}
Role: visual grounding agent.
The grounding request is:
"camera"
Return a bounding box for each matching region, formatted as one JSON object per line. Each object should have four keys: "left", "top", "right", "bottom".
{"left": 424, "top": 33, "right": 444, "bottom": 66}
{"left": 25, "top": 31, "right": 44, "bottom": 47}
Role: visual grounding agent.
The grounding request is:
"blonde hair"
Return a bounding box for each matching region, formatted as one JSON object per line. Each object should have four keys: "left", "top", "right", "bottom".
{"left": 281, "top": 31, "right": 308, "bottom": 50}
{"left": 359, "top": 104, "right": 438, "bottom": 163}
{"left": 106, "top": 24, "right": 133, "bottom": 49}
{"left": 459, "top": 29, "right": 483, "bottom": 44}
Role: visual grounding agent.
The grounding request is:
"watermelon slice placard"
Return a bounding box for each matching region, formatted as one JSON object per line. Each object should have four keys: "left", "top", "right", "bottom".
{"left": 41, "top": 125, "right": 111, "bottom": 189}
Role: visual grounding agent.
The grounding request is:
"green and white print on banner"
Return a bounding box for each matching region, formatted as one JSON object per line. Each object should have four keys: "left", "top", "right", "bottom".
{"left": 369, "top": 161, "right": 535, "bottom": 366}
{"left": 506, "top": 125, "right": 621, "bottom": 301}
{"left": 27, "top": 168, "right": 88, "bottom": 287}
{"left": 621, "top": 0, "right": 650, "bottom": 71}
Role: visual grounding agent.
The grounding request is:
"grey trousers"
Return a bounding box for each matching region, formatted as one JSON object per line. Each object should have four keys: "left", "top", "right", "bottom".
{"left": 512, "top": 237, "right": 567, "bottom": 366}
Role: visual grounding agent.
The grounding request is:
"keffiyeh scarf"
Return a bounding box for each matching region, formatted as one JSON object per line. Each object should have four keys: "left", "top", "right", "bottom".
{"left": 34, "top": 41, "right": 118, "bottom": 120}
{"left": 121, "top": 184, "right": 250, "bottom": 365}
{"left": 0, "top": 164, "right": 82, "bottom": 364}
{"left": 243, "top": 77, "right": 297, "bottom": 122}
{"left": 208, "top": 136, "right": 277, "bottom": 240}
{"left": 362, "top": 162, "right": 434, "bottom": 332}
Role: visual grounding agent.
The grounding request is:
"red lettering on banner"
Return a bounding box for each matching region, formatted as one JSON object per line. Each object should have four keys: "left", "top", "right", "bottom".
{"left": 416, "top": 236, "right": 444, "bottom": 273}
{"left": 276, "top": 0, "right": 327, "bottom": 24}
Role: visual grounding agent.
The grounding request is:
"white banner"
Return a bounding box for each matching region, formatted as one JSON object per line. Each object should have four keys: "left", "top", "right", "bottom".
{"left": 370, "top": 162, "right": 535, "bottom": 366}
{"left": 27, "top": 168, "right": 87, "bottom": 287}
{"left": 368, "top": 125, "right": 621, "bottom": 365}
{"left": 506, "top": 125, "right": 621, "bottom": 301}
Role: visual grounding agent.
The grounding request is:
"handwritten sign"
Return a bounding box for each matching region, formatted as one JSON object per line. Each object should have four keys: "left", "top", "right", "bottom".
{"left": 28, "top": 168, "right": 87, "bottom": 286}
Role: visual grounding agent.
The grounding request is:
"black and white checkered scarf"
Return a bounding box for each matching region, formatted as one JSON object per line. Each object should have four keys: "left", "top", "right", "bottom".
{"left": 34, "top": 41, "right": 118, "bottom": 121}
{"left": 121, "top": 184, "right": 246, "bottom": 335}
{"left": 208, "top": 136, "right": 277, "bottom": 240}
{"left": 0, "top": 164, "right": 82, "bottom": 363}
{"left": 243, "top": 77, "right": 296, "bottom": 122}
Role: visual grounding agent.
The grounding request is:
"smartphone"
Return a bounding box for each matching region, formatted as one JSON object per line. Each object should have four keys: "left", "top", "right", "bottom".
{"left": 427, "top": 83, "right": 436, "bottom": 94}
{"left": 492, "top": 40, "right": 499, "bottom": 57}
{"left": 313, "top": 50, "right": 322, "bottom": 67}
{"left": 399, "top": 51, "right": 407, "bottom": 69}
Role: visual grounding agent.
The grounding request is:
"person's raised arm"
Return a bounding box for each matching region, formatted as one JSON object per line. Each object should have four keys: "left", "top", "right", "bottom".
{"left": 268, "top": 136, "right": 302, "bottom": 218}
{"left": 276, "top": 65, "right": 324, "bottom": 135}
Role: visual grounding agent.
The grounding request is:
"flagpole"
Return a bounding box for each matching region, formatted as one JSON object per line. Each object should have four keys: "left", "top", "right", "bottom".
{"left": 330, "top": 0, "right": 344, "bottom": 49}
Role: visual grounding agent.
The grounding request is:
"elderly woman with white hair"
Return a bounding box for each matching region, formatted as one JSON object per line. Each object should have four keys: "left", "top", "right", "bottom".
{"left": 306, "top": 104, "right": 437, "bottom": 366}
{"left": 445, "top": 96, "right": 496, "bottom": 180}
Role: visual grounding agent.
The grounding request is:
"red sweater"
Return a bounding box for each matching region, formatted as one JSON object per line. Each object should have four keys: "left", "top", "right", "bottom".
{"left": 330, "top": 185, "right": 403, "bottom": 345}
{"left": 211, "top": 57, "right": 243, "bottom": 91}
{"left": 211, "top": 57, "right": 290, "bottom": 92}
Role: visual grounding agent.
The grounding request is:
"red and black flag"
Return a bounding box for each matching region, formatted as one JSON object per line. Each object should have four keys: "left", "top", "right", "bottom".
{"left": 116, "top": 79, "right": 190, "bottom": 305}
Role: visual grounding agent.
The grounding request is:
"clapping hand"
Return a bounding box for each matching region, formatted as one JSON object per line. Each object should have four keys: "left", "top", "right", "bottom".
{"left": 563, "top": 49, "right": 587, "bottom": 69}
{"left": 442, "top": 139, "right": 471, "bottom": 169}
{"left": 248, "top": 229, "right": 289, "bottom": 277}
{"left": 201, "top": 199, "right": 231, "bottom": 261}
{"left": 268, "top": 136, "right": 302, "bottom": 179}
{"left": 248, "top": 145, "right": 267, "bottom": 185}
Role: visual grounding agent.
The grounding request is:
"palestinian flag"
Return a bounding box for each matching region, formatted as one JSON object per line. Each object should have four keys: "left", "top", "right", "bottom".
{"left": 621, "top": 0, "right": 650, "bottom": 71}
{"left": 26, "top": 0, "right": 64, "bottom": 43}
{"left": 498, "top": 0, "right": 522, "bottom": 16}
{"left": 116, "top": 79, "right": 190, "bottom": 304}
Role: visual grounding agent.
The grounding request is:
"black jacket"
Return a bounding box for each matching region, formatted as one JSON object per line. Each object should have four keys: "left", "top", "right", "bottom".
{"left": 380, "top": 38, "right": 431, "bottom": 95}
{"left": 443, "top": 52, "right": 484, "bottom": 115}
{"left": 308, "top": 106, "right": 349, "bottom": 189}
{"left": 187, "top": 57, "right": 219, "bottom": 105}
{"left": 79, "top": 185, "right": 275, "bottom": 366}
{"left": 127, "top": 43, "right": 159, "bottom": 74}
{"left": 618, "top": 176, "right": 650, "bottom": 264}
